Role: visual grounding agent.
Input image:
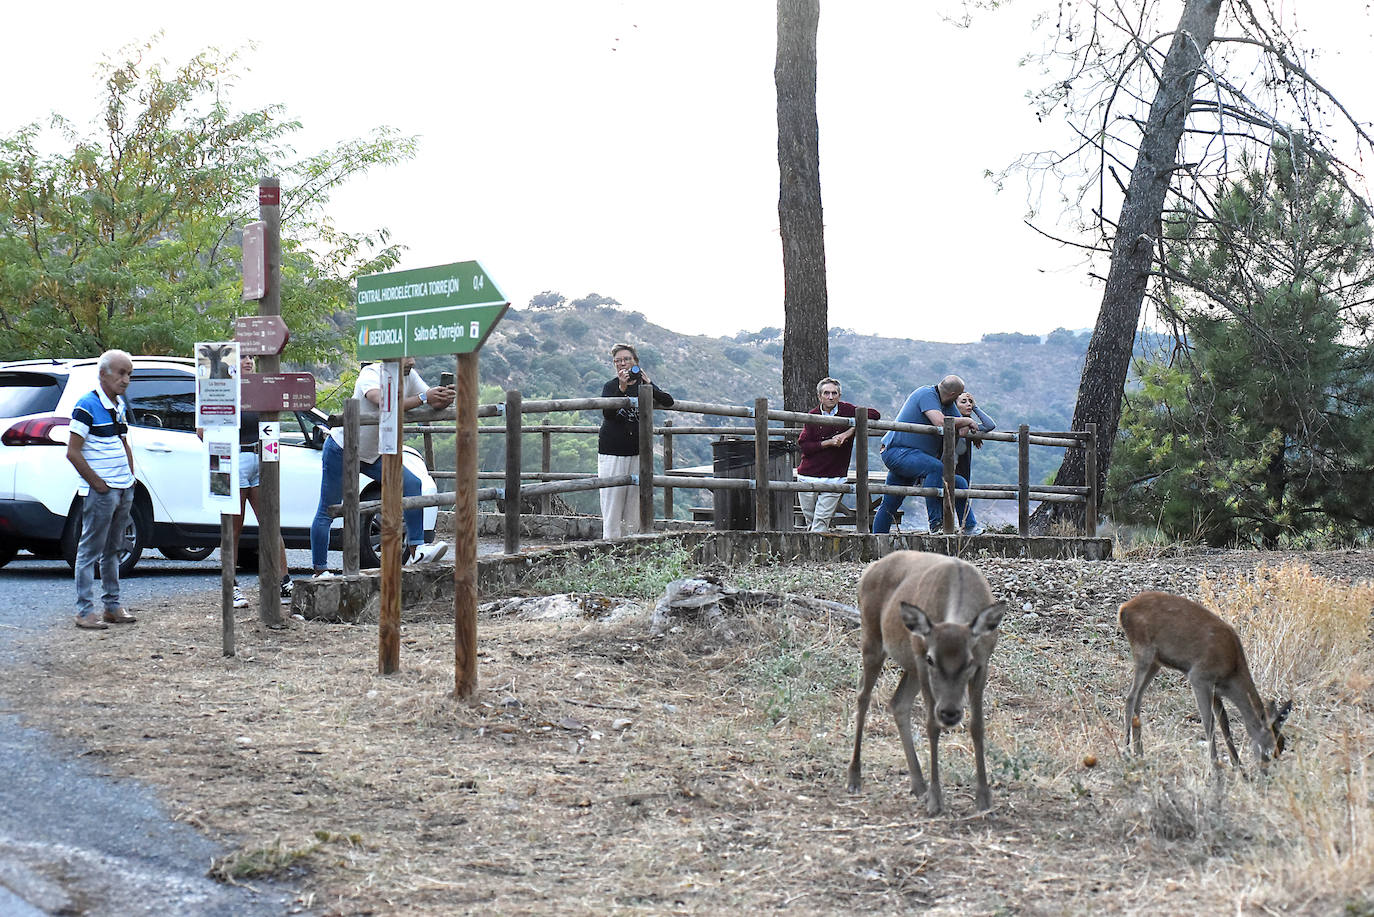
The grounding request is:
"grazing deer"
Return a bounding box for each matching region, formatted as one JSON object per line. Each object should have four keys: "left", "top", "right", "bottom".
{"left": 1119, "top": 591, "right": 1291, "bottom": 769}
{"left": 847, "top": 551, "right": 1005, "bottom": 814}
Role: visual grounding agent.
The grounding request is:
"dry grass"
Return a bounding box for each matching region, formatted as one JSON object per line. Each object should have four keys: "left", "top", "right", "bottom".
{"left": 3, "top": 555, "right": 1373, "bottom": 915}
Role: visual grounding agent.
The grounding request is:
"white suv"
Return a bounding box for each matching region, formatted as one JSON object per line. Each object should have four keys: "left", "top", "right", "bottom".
{"left": 0, "top": 356, "right": 440, "bottom": 574}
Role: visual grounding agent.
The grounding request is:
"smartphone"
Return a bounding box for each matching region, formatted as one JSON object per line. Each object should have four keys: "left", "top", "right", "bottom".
{"left": 440, "top": 371, "right": 455, "bottom": 387}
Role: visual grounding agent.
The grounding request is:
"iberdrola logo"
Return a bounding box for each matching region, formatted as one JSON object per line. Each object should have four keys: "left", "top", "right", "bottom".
{"left": 358, "top": 324, "right": 369, "bottom": 347}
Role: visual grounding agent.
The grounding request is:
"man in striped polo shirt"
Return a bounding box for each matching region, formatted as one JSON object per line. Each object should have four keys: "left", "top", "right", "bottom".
{"left": 66, "top": 350, "right": 139, "bottom": 630}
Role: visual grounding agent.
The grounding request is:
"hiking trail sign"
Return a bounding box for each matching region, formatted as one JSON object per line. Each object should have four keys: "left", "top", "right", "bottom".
{"left": 356, "top": 260, "right": 508, "bottom": 360}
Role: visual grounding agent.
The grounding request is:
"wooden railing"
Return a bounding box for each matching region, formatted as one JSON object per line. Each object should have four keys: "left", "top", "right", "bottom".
{"left": 325, "top": 388, "right": 1098, "bottom": 565}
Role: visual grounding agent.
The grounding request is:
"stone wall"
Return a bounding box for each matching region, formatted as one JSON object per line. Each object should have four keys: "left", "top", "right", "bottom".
{"left": 291, "top": 529, "right": 1111, "bottom": 623}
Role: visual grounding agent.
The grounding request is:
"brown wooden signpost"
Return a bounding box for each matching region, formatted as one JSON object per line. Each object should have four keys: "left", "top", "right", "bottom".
{"left": 356, "top": 261, "right": 507, "bottom": 696}
{"left": 235, "top": 315, "right": 290, "bottom": 355}
{"left": 241, "top": 372, "right": 316, "bottom": 412}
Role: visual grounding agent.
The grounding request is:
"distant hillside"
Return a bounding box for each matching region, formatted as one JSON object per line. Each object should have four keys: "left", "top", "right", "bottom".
{"left": 413, "top": 298, "right": 1093, "bottom": 522}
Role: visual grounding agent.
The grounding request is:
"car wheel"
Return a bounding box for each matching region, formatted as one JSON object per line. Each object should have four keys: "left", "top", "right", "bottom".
{"left": 359, "top": 507, "right": 382, "bottom": 569}
{"left": 0, "top": 538, "right": 18, "bottom": 569}
{"left": 161, "top": 545, "right": 216, "bottom": 562}
{"left": 62, "top": 496, "right": 149, "bottom": 577}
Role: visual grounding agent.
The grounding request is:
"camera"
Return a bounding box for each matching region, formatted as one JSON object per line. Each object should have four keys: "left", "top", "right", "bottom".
{"left": 440, "top": 371, "right": 455, "bottom": 387}
{"left": 630, "top": 365, "right": 643, "bottom": 378}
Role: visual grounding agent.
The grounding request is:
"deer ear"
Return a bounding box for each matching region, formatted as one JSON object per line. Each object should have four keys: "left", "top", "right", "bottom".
{"left": 971, "top": 602, "right": 1005, "bottom": 636}
{"left": 898, "top": 601, "right": 933, "bottom": 636}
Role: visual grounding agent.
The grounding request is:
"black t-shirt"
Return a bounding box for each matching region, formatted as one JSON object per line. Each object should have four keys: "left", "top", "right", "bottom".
{"left": 239, "top": 410, "right": 260, "bottom": 448}
{"left": 597, "top": 378, "right": 674, "bottom": 456}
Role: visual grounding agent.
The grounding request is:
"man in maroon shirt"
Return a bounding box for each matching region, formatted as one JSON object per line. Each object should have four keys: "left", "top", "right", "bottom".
{"left": 795, "top": 377, "right": 881, "bottom": 532}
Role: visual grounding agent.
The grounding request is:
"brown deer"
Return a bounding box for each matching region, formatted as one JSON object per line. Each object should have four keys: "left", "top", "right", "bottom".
{"left": 1119, "top": 591, "right": 1291, "bottom": 769}
{"left": 847, "top": 551, "right": 1005, "bottom": 814}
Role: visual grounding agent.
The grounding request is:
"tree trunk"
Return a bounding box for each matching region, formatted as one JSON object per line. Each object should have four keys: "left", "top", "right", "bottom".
{"left": 776, "top": 0, "right": 828, "bottom": 414}
{"left": 1034, "top": 0, "right": 1222, "bottom": 532}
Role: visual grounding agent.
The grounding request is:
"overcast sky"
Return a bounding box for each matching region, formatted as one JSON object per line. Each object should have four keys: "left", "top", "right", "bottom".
{"left": 3, "top": 2, "right": 1371, "bottom": 344}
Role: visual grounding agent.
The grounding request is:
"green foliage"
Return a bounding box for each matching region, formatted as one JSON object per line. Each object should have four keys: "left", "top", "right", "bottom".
{"left": 1109, "top": 147, "right": 1374, "bottom": 546}
{"left": 723, "top": 346, "right": 752, "bottom": 366}
{"left": 515, "top": 543, "right": 692, "bottom": 600}
{"left": 982, "top": 332, "right": 1040, "bottom": 345}
{"left": 0, "top": 39, "right": 415, "bottom": 361}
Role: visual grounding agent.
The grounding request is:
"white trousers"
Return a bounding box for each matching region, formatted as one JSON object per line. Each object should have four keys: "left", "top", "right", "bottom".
{"left": 797, "top": 474, "right": 846, "bottom": 532}
{"left": 598, "top": 453, "right": 640, "bottom": 539}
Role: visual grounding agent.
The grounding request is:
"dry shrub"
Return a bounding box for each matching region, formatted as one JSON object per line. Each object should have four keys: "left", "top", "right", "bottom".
{"left": 1199, "top": 562, "right": 1374, "bottom": 694}
{"left": 1192, "top": 563, "right": 1374, "bottom": 907}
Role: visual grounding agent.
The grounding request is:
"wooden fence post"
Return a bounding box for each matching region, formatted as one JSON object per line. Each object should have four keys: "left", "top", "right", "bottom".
{"left": 504, "top": 390, "right": 522, "bottom": 555}
{"left": 1084, "top": 423, "right": 1098, "bottom": 537}
{"left": 638, "top": 384, "right": 655, "bottom": 533}
{"left": 662, "top": 419, "right": 674, "bottom": 521}
{"left": 754, "top": 397, "right": 770, "bottom": 531}
{"left": 855, "top": 410, "right": 870, "bottom": 533}
{"left": 539, "top": 419, "right": 552, "bottom": 515}
{"left": 1017, "top": 424, "right": 1030, "bottom": 537}
{"left": 942, "top": 416, "right": 957, "bottom": 534}
{"left": 342, "top": 399, "right": 361, "bottom": 576}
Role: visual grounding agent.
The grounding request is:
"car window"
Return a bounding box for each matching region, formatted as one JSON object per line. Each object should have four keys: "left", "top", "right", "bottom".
{"left": 0, "top": 371, "right": 66, "bottom": 417}
{"left": 126, "top": 372, "right": 196, "bottom": 431}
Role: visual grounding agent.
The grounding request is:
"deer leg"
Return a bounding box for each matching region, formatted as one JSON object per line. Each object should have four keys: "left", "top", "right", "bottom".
{"left": 919, "top": 673, "right": 944, "bottom": 815}
{"left": 969, "top": 666, "right": 992, "bottom": 811}
{"left": 1212, "top": 696, "right": 1242, "bottom": 766}
{"left": 888, "top": 669, "right": 927, "bottom": 800}
{"left": 1190, "top": 676, "right": 1222, "bottom": 770}
{"left": 1125, "top": 658, "right": 1160, "bottom": 756}
{"left": 847, "top": 647, "right": 886, "bottom": 793}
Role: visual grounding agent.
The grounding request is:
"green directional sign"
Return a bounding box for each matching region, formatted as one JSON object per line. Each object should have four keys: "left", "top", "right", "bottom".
{"left": 356, "top": 260, "right": 508, "bottom": 359}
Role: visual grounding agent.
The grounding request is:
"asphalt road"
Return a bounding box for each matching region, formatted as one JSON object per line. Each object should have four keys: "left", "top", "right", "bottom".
{"left": 0, "top": 548, "right": 310, "bottom": 916}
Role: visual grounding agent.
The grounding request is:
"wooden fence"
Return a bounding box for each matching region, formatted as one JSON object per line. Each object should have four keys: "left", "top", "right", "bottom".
{"left": 325, "top": 388, "right": 1097, "bottom": 569}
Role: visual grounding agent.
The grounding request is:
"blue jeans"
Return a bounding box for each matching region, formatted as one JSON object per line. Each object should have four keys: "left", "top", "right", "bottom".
{"left": 74, "top": 485, "right": 135, "bottom": 617}
{"left": 872, "top": 445, "right": 976, "bottom": 533}
{"left": 311, "top": 436, "right": 423, "bottom": 570}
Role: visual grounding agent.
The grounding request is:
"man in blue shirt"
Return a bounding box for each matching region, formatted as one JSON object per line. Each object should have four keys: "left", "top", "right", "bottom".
{"left": 873, "top": 375, "right": 981, "bottom": 535}
{"left": 66, "top": 350, "right": 138, "bottom": 630}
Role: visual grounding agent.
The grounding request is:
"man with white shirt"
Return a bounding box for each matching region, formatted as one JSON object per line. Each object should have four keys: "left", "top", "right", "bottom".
{"left": 309, "top": 356, "right": 454, "bottom": 576}
{"left": 66, "top": 349, "right": 138, "bottom": 630}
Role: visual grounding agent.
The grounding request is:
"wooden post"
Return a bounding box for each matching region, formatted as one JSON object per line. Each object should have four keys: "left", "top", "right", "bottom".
{"left": 539, "top": 420, "right": 552, "bottom": 515}
{"left": 637, "top": 384, "right": 654, "bottom": 533}
{"left": 423, "top": 431, "right": 434, "bottom": 471}
{"left": 855, "top": 410, "right": 870, "bottom": 534}
{"left": 256, "top": 175, "right": 284, "bottom": 626}
{"left": 221, "top": 514, "right": 235, "bottom": 657}
{"left": 342, "top": 399, "right": 361, "bottom": 576}
{"left": 378, "top": 360, "right": 403, "bottom": 675}
{"left": 754, "top": 397, "right": 770, "bottom": 531}
{"left": 942, "top": 416, "right": 957, "bottom": 534}
{"left": 1017, "top": 424, "right": 1031, "bottom": 537}
{"left": 1084, "top": 423, "right": 1099, "bottom": 537}
{"left": 454, "top": 352, "right": 479, "bottom": 699}
{"left": 662, "top": 419, "right": 674, "bottom": 521}
{"left": 504, "top": 390, "right": 522, "bottom": 555}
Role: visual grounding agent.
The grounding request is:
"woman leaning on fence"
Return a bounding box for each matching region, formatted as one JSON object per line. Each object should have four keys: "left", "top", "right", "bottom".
{"left": 597, "top": 343, "right": 674, "bottom": 539}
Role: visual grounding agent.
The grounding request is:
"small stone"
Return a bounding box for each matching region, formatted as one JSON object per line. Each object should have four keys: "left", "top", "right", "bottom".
{"left": 612, "top": 718, "right": 633, "bottom": 731}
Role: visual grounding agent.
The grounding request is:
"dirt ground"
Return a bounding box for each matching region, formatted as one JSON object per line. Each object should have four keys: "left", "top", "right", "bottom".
{"left": 4, "top": 546, "right": 1374, "bottom": 916}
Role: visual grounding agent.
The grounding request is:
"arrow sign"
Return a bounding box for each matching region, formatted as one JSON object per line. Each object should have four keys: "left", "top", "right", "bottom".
{"left": 235, "top": 315, "right": 291, "bottom": 356}
{"left": 356, "top": 260, "right": 508, "bottom": 359}
{"left": 242, "top": 372, "right": 316, "bottom": 412}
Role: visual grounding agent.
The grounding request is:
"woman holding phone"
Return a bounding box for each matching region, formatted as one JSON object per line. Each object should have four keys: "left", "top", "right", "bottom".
{"left": 597, "top": 343, "right": 674, "bottom": 539}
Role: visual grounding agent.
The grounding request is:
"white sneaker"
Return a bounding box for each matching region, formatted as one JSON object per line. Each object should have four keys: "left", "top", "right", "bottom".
{"left": 406, "top": 540, "right": 449, "bottom": 565}
{"left": 280, "top": 577, "right": 294, "bottom": 604}
{"left": 962, "top": 523, "right": 986, "bottom": 536}
{"left": 232, "top": 585, "right": 249, "bottom": 609}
